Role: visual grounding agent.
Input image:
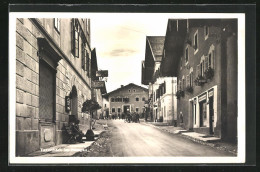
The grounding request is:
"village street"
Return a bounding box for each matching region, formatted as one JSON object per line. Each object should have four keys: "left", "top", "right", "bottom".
{"left": 84, "top": 119, "right": 235, "bottom": 157}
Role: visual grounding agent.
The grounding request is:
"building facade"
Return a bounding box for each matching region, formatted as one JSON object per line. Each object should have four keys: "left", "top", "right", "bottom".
{"left": 160, "top": 19, "right": 237, "bottom": 142}
{"left": 142, "top": 36, "right": 178, "bottom": 124}
{"left": 91, "top": 48, "right": 107, "bottom": 119}
{"left": 105, "top": 83, "right": 148, "bottom": 119}
{"left": 15, "top": 18, "right": 99, "bottom": 156}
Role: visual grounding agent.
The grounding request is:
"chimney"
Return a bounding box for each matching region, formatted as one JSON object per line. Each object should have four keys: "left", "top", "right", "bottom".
{"left": 121, "top": 85, "right": 124, "bottom": 88}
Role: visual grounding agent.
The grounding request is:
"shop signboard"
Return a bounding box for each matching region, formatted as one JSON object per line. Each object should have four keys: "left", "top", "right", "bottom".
{"left": 92, "top": 81, "right": 105, "bottom": 89}
{"left": 96, "top": 70, "right": 108, "bottom": 77}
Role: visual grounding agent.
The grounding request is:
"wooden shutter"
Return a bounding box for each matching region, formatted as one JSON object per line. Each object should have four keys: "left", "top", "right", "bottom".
{"left": 75, "top": 25, "right": 79, "bottom": 58}
{"left": 71, "top": 19, "right": 75, "bottom": 55}
{"left": 86, "top": 52, "right": 89, "bottom": 76}
{"left": 205, "top": 55, "right": 208, "bottom": 70}
{"left": 81, "top": 43, "right": 85, "bottom": 70}
{"left": 190, "top": 72, "right": 193, "bottom": 87}
{"left": 197, "top": 64, "right": 200, "bottom": 77}
{"left": 164, "top": 81, "right": 166, "bottom": 94}
{"left": 187, "top": 75, "right": 190, "bottom": 87}
{"left": 212, "top": 50, "right": 215, "bottom": 69}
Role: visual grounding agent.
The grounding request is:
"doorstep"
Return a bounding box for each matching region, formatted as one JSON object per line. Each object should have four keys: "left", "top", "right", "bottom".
{"left": 181, "top": 132, "right": 221, "bottom": 142}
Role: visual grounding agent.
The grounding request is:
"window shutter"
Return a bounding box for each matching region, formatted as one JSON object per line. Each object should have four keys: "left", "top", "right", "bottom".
{"left": 197, "top": 64, "right": 200, "bottom": 77}
{"left": 81, "top": 44, "right": 85, "bottom": 70}
{"left": 187, "top": 75, "right": 190, "bottom": 87}
{"left": 205, "top": 55, "right": 208, "bottom": 69}
{"left": 86, "top": 52, "right": 89, "bottom": 76}
{"left": 212, "top": 50, "right": 215, "bottom": 69}
{"left": 75, "top": 26, "right": 79, "bottom": 58}
{"left": 182, "top": 79, "right": 185, "bottom": 90}
{"left": 191, "top": 72, "right": 193, "bottom": 87}
{"left": 164, "top": 81, "right": 166, "bottom": 94}
{"left": 71, "top": 19, "right": 75, "bottom": 55}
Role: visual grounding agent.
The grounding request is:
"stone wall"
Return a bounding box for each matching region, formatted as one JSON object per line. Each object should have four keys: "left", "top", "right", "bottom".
{"left": 16, "top": 18, "right": 92, "bottom": 156}
{"left": 16, "top": 18, "right": 40, "bottom": 156}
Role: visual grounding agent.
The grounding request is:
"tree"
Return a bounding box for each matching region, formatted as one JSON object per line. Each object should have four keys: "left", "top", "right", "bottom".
{"left": 81, "top": 99, "right": 101, "bottom": 141}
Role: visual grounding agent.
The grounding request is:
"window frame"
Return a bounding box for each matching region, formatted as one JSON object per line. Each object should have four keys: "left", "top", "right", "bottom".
{"left": 194, "top": 30, "right": 199, "bottom": 54}
{"left": 136, "top": 97, "right": 139, "bottom": 102}
{"left": 54, "top": 18, "right": 60, "bottom": 33}
{"left": 185, "top": 46, "right": 189, "bottom": 65}
{"left": 112, "top": 108, "right": 115, "bottom": 113}
{"left": 204, "top": 25, "right": 209, "bottom": 40}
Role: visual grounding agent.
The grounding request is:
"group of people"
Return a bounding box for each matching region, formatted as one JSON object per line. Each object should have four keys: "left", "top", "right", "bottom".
{"left": 66, "top": 119, "right": 84, "bottom": 144}
{"left": 125, "top": 112, "right": 140, "bottom": 123}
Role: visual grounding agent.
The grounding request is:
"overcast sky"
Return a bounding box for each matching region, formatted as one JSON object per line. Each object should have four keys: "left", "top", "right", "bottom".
{"left": 90, "top": 14, "right": 168, "bottom": 93}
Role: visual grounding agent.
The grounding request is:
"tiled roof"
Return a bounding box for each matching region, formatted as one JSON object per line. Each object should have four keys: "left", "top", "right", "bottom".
{"left": 104, "top": 83, "right": 148, "bottom": 96}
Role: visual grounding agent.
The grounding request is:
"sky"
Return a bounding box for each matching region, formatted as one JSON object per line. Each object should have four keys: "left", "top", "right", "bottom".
{"left": 90, "top": 14, "right": 169, "bottom": 93}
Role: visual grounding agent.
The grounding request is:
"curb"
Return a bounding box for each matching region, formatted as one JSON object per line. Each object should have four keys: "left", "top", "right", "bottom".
{"left": 73, "top": 130, "right": 107, "bottom": 156}
{"left": 141, "top": 122, "right": 237, "bottom": 156}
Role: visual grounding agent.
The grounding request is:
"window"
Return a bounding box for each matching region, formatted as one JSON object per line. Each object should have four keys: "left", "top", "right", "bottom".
{"left": 39, "top": 61, "right": 55, "bottom": 122}
{"left": 208, "top": 53, "right": 212, "bottom": 68}
{"left": 136, "top": 97, "right": 139, "bottom": 101}
{"left": 118, "top": 108, "right": 121, "bottom": 113}
{"left": 111, "top": 98, "right": 114, "bottom": 102}
{"left": 182, "top": 77, "right": 185, "bottom": 91}
{"left": 86, "top": 52, "right": 90, "bottom": 77}
{"left": 72, "top": 19, "right": 79, "bottom": 58}
{"left": 186, "top": 75, "right": 190, "bottom": 87}
{"left": 194, "top": 30, "right": 198, "bottom": 53}
{"left": 81, "top": 43, "right": 87, "bottom": 71}
{"left": 180, "top": 57, "right": 182, "bottom": 69}
{"left": 142, "top": 97, "right": 145, "bottom": 101}
{"left": 200, "top": 62, "right": 203, "bottom": 77}
{"left": 133, "top": 89, "right": 136, "bottom": 92}
{"left": 185, "top": 47, "right": 189, "bottom": 63}
{"left": 128, "top": 89, "right": 131, "bottom": 92}
{"left": 136, "top": 108, "right": 139, "bottom": 112}
{"left": 54, "top": 18, "right": 60, "bottom": 33}
{"left": 204, "top": 26, "right": 209, "bottom": 39}
{"left": 190, "top": 71, "right": 193, "bottom": 87}
{"left": 112, "top": 108, "right": 115, "bottom": 113}
{"left": 105, "top": 104, "right": 106, "bottom": 107}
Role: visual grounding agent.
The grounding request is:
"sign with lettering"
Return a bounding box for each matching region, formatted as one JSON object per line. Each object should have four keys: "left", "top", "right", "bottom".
{"left": 96, "top": 70, "right": 108, "bottom": 77}
{"left": 65, "top": 96, "right": 71, "bottom": 112}
{"left": 92, "top": 81, "right": 105, "bottom": 89}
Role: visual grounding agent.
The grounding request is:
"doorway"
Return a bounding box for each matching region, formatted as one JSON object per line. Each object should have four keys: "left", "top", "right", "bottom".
{"left": 199, "top": 100, "right": 207, "bottom": 127}
{"left": 71, "top": 86, "right": 78, "bottom": 120}
{"left": 123, "top": 105, "right": 130, "bottom": 113}
{"left": 209, "top": 97, "right": 214, "bottom": 134}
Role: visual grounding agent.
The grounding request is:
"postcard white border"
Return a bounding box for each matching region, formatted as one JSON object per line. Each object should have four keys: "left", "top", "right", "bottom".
{"left": 9, "top": 12, "right": 245, "bottom": 164}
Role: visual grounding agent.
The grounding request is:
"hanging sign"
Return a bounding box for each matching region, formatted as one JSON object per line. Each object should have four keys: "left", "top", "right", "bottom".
{"left": 96, "top": 70, "right": 108, "bottom": 77}
{"left": 92, "top": 81, "right": 105, "bottom": 88}
{"left": 65, "top": 96, "right": 71, "bottom": 112}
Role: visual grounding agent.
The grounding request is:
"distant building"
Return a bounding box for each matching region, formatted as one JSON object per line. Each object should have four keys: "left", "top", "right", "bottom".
{"left": 104, "top": 83, "right": 148, "bottom": 119}
{"left": 160, "top": 19, "right": 238, "bottom": 142}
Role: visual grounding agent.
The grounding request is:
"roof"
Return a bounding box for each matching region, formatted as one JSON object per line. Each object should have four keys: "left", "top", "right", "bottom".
{"left": 147, "top": 36, "right": 165, "bottom": 62}
{"left": 104, "top": 83, "right": 148, "bottom": 97}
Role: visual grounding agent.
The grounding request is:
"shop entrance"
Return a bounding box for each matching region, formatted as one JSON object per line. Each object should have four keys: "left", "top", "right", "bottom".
{"left": 123, "top": 105, "right": 130, "bottom": 113}
{"left": 209, "top": 97, "right": 214, "bottom": 134}
{"left": 199, "top": 100, "right": 207, "bottom": 127}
